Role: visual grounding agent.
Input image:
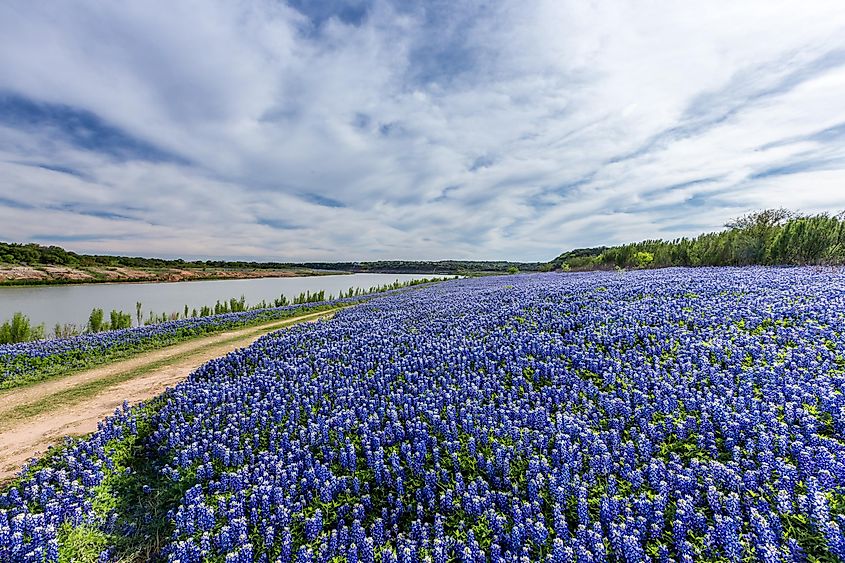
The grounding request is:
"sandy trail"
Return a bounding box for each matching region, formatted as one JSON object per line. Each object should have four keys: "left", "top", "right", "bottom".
{"left": 0, "top": 309, "right": 338, "bottom": 482}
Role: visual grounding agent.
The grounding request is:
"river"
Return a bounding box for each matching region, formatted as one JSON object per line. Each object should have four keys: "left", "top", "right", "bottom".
{"left": 0, "top": 273, "right": 438, "bottom": 329}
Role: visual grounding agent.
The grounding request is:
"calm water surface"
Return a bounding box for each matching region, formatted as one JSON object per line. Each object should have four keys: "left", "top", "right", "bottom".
{"left": 0, "top": 273, "right": 436, "bottom": 329}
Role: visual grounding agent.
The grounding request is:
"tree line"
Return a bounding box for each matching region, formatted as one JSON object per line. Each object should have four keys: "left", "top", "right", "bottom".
{"left": 0, "top": 242, "right": 541, "bottom": 274}
{"left": 552, "top": 209, "right": 845, "bottom": 270}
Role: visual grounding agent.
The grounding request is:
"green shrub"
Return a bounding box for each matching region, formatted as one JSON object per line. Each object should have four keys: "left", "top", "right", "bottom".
{"left": 0, "top": 312, "right": 43, "bottom": 343}
{"left": 633, "top": 251, "right": 655, "bottom": 269}
{"left": 110, "top": 310, "right": 132, "bottom": 330}
{"left": 88, "top": 308, "right": 105, "bottom": 333}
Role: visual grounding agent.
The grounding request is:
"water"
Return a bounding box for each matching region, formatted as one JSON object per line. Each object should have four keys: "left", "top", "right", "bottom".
{"left": 0, "top": 273, "right": 438, "bottom": 329}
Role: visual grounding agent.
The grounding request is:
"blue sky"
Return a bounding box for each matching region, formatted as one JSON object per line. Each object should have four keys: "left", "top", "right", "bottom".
{"left": 1, "top": 1, "right": 845, "bottom": 261}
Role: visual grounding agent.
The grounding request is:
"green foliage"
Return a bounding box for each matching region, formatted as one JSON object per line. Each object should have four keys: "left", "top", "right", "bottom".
{"left": 0, "top": 312, "right": 44, "bottom": 343}
{"left": 0, "top": 241, "right": 542, "bottom": 274}
{"left": 553, "top": 209, "right": 845, "bottom": 269}
{"left": 109, "top": 310, "right": 132, "bottom": 330}
{"left": 293, "top": 290, "right": 326, "bottom": 305}
{"left": 551, "top": 246, "right": 606, "bottom": 270}
{"left": 633, "top": 251, "right": 654, "bottom": 269}
{"left": 56, "top": 523, "right": 109, "bottom": 563}
{"left": 88, "top": 308, "right": 105, "bottom": 333}
{"left": 0, "top": 242, "right": 80, "bottom": 266}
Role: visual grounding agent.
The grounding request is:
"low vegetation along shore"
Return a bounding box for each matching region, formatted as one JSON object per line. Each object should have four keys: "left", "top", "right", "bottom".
{"left": 554, "top": 209, "right": 845, "bottom": 270}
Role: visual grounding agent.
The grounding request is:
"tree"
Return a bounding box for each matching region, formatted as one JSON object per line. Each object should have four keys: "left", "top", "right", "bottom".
{"left": 558, "top": 209, "right": 845, "bottom": 269}
{"left": 725, "top": 209, "right": 794, "bottom": 265}
{"left": 724, "top": 208, "right": 793, "bottom": 231}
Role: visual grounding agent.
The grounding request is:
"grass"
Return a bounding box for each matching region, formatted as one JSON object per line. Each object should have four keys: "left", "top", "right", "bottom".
{"left": 57, "top": 524, "right": 110, "bottom": 562}
{"left": 49, "top": 398, "right": 192, "bottom": 562}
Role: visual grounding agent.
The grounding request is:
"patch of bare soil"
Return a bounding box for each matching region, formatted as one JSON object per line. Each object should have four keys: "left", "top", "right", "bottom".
{"left": 0, "top": 265, "right": 50, "bottom": 281}
{"left": 42, "top": 265, "right": 96, "bottom": 280}
{"left": 0, "top": 263, "right": 317, "bottom": 284}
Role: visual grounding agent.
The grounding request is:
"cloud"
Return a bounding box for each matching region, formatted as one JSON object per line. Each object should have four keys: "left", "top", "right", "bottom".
{"left": 0, "top": 94, "right": 184, "bottom": 163}
{"left": 0, "top": 0, "right": 844, "bottom": 261}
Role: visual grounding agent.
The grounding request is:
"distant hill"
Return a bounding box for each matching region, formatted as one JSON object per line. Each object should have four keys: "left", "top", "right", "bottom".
{"left": 0, "top": 241, "right": 543, "bottom": 282}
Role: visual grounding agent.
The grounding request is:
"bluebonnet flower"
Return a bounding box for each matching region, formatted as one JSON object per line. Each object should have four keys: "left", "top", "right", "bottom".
{"left": 4, "top": 269, "right": 845, "bottom": 561}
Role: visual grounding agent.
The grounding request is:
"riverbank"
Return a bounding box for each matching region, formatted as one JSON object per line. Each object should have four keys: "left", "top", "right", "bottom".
{"left": 0, "top": 263, "right": 344, "bottom": 286}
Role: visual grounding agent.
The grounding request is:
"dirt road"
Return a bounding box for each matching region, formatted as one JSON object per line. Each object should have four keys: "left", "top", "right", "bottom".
{"left": 0, "top": 309, "right": 338, "bottom": 482}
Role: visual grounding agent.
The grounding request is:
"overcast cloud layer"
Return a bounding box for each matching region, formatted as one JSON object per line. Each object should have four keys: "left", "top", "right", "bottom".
{"left": 1, "top": 1, "right": 845, "bottom": 261}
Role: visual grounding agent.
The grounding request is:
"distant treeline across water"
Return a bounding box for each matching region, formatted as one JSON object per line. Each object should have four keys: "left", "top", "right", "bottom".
{"left": 0, "top": 242, "right": 540, "bottom": 275}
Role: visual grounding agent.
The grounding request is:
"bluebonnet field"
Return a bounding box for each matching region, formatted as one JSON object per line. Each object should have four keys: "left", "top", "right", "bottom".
{"left": 3, "top": 268, "right": 845, "bottom": 562}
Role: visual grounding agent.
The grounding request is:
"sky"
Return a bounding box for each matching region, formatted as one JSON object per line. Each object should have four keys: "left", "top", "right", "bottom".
{"left": 1, "top": 1, "right": 845, "bottom": 262}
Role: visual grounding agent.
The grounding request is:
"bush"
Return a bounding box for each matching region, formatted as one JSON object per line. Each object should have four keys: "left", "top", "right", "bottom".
{"left": 0, "top": 312, "right": 43, "bottom": 343}
{"left": 88, "top": 308, "right": 105, "bottom": 333}
{"left": 109, "top": 310, "right": 132, "bottom": 330}
{"left": 633, "top": 251, "right": 654, "bottom": 269}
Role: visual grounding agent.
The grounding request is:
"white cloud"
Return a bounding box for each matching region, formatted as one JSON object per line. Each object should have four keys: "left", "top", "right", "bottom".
{"left": 0, "top": 0, "right": 844, "bottom": 260}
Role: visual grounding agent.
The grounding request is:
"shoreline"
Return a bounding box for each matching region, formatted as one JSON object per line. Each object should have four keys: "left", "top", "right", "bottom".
{"left": 0, "top": 268, "right": 467, "bottom": 287}
{"left": 0, "top": 267, "right": 350, "bottom": 287}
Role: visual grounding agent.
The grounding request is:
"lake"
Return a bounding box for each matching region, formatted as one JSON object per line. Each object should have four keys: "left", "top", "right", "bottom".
{"left": 0, "top": 273, "right": 438, "bottom": 329}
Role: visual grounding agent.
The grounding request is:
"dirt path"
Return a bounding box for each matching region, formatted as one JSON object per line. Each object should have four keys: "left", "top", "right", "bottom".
{"left": 0, "top": 308, "right": 339, "bottom": 482}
